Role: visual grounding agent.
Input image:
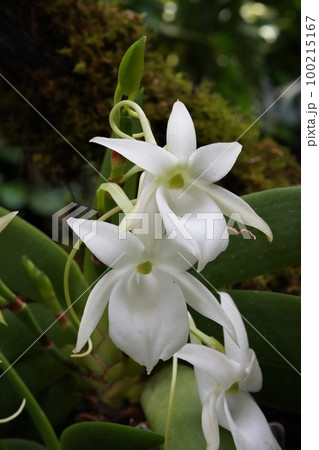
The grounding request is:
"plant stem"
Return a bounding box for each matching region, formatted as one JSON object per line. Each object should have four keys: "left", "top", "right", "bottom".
{"left": 164, "top": 356, "right": 178, "bottom": 450}
{"left": 0, "top": 352, "right": 62, "bottom": 450}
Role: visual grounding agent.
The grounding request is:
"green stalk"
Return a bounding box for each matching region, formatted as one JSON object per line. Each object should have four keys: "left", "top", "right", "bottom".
{"left": 0, "top": 278, "right": 15, "bottom": 302}
{"left": 164, "top": 356, "right": 178, "bottom": 450}
{"left": 0, "top": 352, "right": 61, "bottom": 450}
{"left": 189, "top": 326, "right": 225, "bottom": 354}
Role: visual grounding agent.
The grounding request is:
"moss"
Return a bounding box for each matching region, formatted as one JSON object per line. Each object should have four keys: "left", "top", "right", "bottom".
{"left": 0, "top": 0, "right": 300, "bottom": 195}
{"left": 231, "top": 266, "right": 301, "bottom": 296}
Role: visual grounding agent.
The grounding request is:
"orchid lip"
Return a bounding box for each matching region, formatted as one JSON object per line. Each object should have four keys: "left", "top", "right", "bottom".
{"left": 226, "top": 381, "right": 239, "bottom": 395}
{"left": 167, "top": 172, "right": 185, "bottom": 189}
{"left": 137, "top": 261, "right": 153, "bottom": 274}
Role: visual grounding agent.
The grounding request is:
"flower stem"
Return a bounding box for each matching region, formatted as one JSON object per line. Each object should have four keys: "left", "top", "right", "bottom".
{"left": 190, "top": 326, "right": 225, "bottom": 354}
{"left": 188, "top": 312, "right": 225, "bottom": 353}
{"left": 164, "top": 356, "right": 178, "bottom": 450}
{"left": 109, "top": 100, "right": 157, "bottom": 144}
{"left": 0, "top": 352, "right": 61, "bottom": 450}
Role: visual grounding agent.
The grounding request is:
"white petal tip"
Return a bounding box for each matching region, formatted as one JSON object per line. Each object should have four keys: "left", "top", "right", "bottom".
{"left": 196, "top": 261, "right": 206, "bottom": 273}
{"left": 89, "top": 137, "right": 104, "bottom": 145}
{"left": 267, "top": 233, "right": 273, "bottom": 243}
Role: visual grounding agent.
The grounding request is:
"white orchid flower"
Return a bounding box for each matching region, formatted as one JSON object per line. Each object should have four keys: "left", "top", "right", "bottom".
{"left": 90, "top": 101, "right": 272, "bottom": 271}
{"left": 175, "top": 293, "right": 281, "bottom": 450}
{"left": 67, "top": 218, "right": 236, "bottom": 374}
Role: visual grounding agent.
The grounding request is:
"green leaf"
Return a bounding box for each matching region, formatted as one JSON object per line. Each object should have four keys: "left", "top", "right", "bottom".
{"left": 141, "top": 365, "right": 235, "bottom": 450}
{"left": 201, "top": 186, "right": 300, "bottom": 287}
{"left": 191, "top": 290, "right": 300, "bottom": 413}
{"left": 0, "top": 206, "right": 88, "bottom": 312}
{"left": 1, "top": 439, "right": 46, "bottom": 450}
{"left": 60, "top": 422, "right": 164, "bottom": 450}
{"left": 0, "top": 311, "right": 68, "bottom": 423}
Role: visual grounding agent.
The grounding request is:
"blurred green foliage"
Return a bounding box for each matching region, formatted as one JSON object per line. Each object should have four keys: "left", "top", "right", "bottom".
{"left": 121, "top": 0, "right": 301, "bottom": 151}
{"left": 121, "top": 0, "right": 300, "bottom": 107}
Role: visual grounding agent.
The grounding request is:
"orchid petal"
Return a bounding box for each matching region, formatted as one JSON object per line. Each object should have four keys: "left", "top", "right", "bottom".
{"left": 156, "top": 185, "right": 228, "bottom": 271}
{"left": 175, "top": 344, "right": 243, "bottom": 389}
{"left": 201, "top": 387, "right": 221, "bottom": 450}
{"left": 119, "top": 180, "right": 158, "bottom": 240}
{"left": 220, "top": 294, "right": 263, "bottom": 392}
{"left": 90, "top": 137, "right": 178, "bottom": 176}
{"left": 220, "top": 292, "right": 249, "bottom": 366}
{"left": 74, "top": 270, "right": 119, "bottom": 352}
{"left": 67, "top": 218, "right": 146, "bottom": 270}
{"left": 109, "top": 269, "right": 189, "bottom": 374}
{"left": 0, "top": 211, "right": 18, "bottom": 233}
{"left": 166, "top": 101, "right": 196, "bottom": 160}
{"left": 193, "top": 364, "right": 218, "bottom": 405}
{"left": 188, "top": 142, "right": 242, "bottom": 183}
{"left": 222, "top": 391, "right": 281, "bottom": 450}
{"left": 241, "top": 349, "right": 263, "bottom": 393}
{"left": 173, "top": 272, "right": 236, "bottom": 341}
{"left": 155, "top": 186, "right": 197, "bottom": 258}
{"left": 153, "top": 238, "right": 197, "bottom": 273}
{"left": 203, "top": 184, "right": 273, "bottom": 241}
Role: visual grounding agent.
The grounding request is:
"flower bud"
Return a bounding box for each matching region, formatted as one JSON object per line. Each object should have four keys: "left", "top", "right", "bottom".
{"left": 117, "top": 36, "right": 146, "bottom": 100}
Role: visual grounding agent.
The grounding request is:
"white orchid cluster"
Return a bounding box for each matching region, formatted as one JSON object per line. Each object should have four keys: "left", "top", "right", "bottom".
{"left": 67, "top": 101, "right": 280, "bottom": 449}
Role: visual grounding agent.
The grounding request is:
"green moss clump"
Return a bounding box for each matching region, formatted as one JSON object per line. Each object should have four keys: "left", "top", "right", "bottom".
{"left": 1, "top": 0, "right": 145, "bottom": 180}
{"left": 232, "top": 265, "right": 301, "bottom": 296}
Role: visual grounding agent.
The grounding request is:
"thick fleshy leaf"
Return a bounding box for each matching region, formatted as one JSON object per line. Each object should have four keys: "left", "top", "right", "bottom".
{"left": 0, "top": 207, "right": 88, "bottom": 311}
{"left": 200, "top": 187, "right": 300, "bottom": 286}
{"left": 188, "top": 142, "right": 242, "bottom": 183}
{"left": 221, "top": 391, "right": 281, "bottom": 450}
{"left": 166, "top": 101, "right": 196, "bottom": 160}
{"left": 74, "top": 270, "right": 119, "bottom": 352}
{"left": 67, "top": 218, "right": 146, "bottom": 270}
{"left": 173, "top": 272, "right": 236, "bottom": 340}
{"left": 108, "top": 269, "right": 189, "bottom": 373}
{"left": 175, "top": 344, "right": 243, "bottom": 389}
{"left": 1, "top": 439, "right": 46, "bottom": 450}
{"left": 0, "top": 310, "right": 80, "bottom": 434}
{"left": 60, "top": 422, "right": 164, "bottom": 450}
{"left": 156, "top": 185, "right": 228, "bottom": 271}
{"left": 190, "top": 290, "right": 300, "bottom": 413}
{"left": 203, "top": 184, "right": 273, "bottom": 242}
{"left": 90, "top": 137, "right": 177, "bottom": 176}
